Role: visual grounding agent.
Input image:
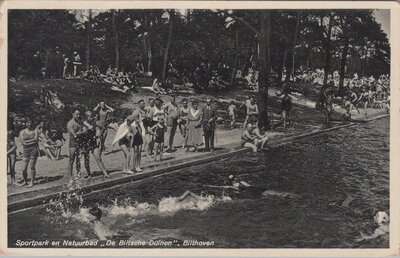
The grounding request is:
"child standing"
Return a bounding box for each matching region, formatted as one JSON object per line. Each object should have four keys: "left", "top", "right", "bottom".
{"left": 151, "top": 117, "right": 166, "bottom": 161}
{"left": 228, "top": 101, "right": 237, "bottom": 129}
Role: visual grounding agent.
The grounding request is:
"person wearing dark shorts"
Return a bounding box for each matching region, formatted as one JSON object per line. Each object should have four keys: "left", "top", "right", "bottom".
{"left": 19, "top": 119, "right": 40, "bottom": 187}
{"left": 67, "top": 110, "right": 84, "bottom": 182}
{"left": 81, "top": 111, "right": 111, "bottom": 179}
{"left": 131, "top": 110, "right": 144, "bottom": 172}
{"left": 151, "top": 116, "right": 166, "bottom": 161}
{"left": 119, "top": 115, "right": 136, "bottom": 174}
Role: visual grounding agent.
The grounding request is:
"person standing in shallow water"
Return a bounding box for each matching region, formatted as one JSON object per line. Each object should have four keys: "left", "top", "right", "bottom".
{"left": 19, "top": 118, "right": 40, "bottom": 187}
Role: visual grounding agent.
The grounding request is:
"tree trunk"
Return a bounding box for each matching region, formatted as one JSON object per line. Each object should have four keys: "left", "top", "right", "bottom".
{"left": 112, "top": 10, "right": 119, "bottom": 70}
{"left": 85, "top": 10, "right": 92, "bottom": 71}
{"left": 258, "top": 10, "right": 270, "bottom": 129}
{"left": 323, "top": 13, "right": 333, "bottom": 87}
{"left": 147, "top": 33, "right": 152, "bottom": 73}
{"left": 292, "top": 11, "right": 301, "bottom": 79}
{"left": 162, "top": 12, "right": 173, "bottom": 83}
{"left": 230, "top": 28, "right": 239, "bottom": 87}
{"left": 339, "top": 38, "right": 349, "bottom": 96}
{"left": 285, "top": 53, "right": 292, "bottom": 82}
{"left": 279, "top": 44, "right": 288, "bottom": 84}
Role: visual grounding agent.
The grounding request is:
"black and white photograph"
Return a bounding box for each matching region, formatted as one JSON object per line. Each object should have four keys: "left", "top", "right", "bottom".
{"left": 3, "top": 1, "right": 397, "bottom": 254}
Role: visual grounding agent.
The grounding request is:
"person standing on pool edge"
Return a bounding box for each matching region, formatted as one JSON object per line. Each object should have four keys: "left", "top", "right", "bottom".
{"left": 19, "top": 118, "right": 41, "bottom": 187}
{"left": 93, "top": 101, "right": 114, "bottom": 153}
{"left": 67, "top": 110, "right": 84, "bottom": 182}
{"left": 163, "top": 94, "right": 179, "bottom": 152}
{"left": 201, "top": 97, "right": 217, "bottom": 152}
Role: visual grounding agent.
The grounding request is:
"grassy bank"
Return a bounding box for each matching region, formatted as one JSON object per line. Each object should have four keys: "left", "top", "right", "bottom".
{"left": 8, "top": 78, "right": 328, "bottom": 134}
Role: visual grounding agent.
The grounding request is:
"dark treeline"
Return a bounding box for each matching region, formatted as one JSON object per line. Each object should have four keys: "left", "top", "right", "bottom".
{"left": 8, "top": 9, "right": 390, "bottom": 78}
{"left": 8, "top": 9, "right": 390, "bottom": 127}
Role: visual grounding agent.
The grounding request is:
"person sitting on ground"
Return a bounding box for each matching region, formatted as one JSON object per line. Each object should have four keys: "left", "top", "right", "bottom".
{"left": 152, "top": 78, "right": 167, "bottom": 95}
{"left": 41, "top": 127, "right": 63, "bottom": 160}
{"left": 241, "top": 123, "right": 257, "bottom": 153}
{"left": 249, "top": 118, "right": 269, "bottom": 149}
{"left": 228, "top": 101, "right": 237, "bottom": 129}
{"left": 343, "top": 96, "right": 352, "bottom": 121}
{"left": 350, "top": 90, "right": 360, "bottom": 114}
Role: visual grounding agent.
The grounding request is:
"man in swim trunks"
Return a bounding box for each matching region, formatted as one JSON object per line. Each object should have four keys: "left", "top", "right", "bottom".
{"left": 93, "top": 102, "right": 114, "bottom": 153}
{"left": 244, "top": 96, "right": 259, "bottom": 129}
{"left": 178, "top": 98, "right": 190, "bottom": 148}
{"left": 67, "top": 110, "right": 85, "bottom": 182}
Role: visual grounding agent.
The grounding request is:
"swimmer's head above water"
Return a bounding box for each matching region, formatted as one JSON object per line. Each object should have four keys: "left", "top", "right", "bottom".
{"left": 89, "top": 206, "right": 103, "bottom": 222}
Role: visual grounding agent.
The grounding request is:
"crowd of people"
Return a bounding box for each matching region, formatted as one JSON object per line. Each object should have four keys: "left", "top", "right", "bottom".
{"left": 7, "top": 87, "right": 282, "bottom": 187}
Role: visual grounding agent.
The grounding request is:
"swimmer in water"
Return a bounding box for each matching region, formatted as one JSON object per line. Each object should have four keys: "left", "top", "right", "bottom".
{"left": 356, "top": 211, "right": 389, "bottom": 242}
{"left": 227, "top": 174, "right": 251, "bottom": 190}
{"left": 88, "top": 205, "right": 129, "bottom": 240}
{"left": 89, "top": 205, "right": 103, "bottom": 223}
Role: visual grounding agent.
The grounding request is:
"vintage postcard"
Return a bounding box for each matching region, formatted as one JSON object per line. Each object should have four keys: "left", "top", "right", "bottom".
{"left": 0, "top": 0, "right": 399, "bottom": 256}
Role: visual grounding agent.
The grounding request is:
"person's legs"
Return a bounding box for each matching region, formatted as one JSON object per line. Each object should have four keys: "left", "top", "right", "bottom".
{"left": 168, "top": 120, "right": 177, "bottom": 150}
{"left": 75, "top": 150, "right": 82, "bottom": 178}
{"left": 145, "top": 134, "right": 152, "bottom": 156}
{"left": 55, "top": 146, "right": 62, "bottom": 159}
{"left": 101, "top": 129, "right": 108, "bottom": 152}
{"left": 92, "top": 148, "right": 110, "bottom": 177}
{"left": 8, "top": 154, "right": 16, "bottom": 184}
{"left": 120, "top": 144, "right": 132, "bottom": 173}
{"left": 44, "top": 146, "right": 56, "bottom": 160}
{"left": 83, "top": 151, "right": 91, "bottom": 178}
{"left": 243, "top": 115, "right": 249, "bottom": 129}
{"left": 282, "top": 111, "right": 287, "bottom": 130}
{"left": 68, "top": 147, "right": 78, "bottom": 181}
{"left": 21, "top": 155, "right": 29, "bottom": 184}
{"left": 209, "top": 129, "right": 215, "bottom": 150}
{"left": 204, "top": 129, "right": 210, "bottom": 151}
{"left": 159, "top": 143, "right": 164, "bottom": 161}
{"left": 153, "top": 143, "right": 159, "bottom": 161}
{"left": 244, "top": 142, "right": 257, "bottom": 153}
{"left": 258, "top": 136, "right": 269, "bottom": 149}
{"left": 134, "top": 145, "right": 142, "bottom": 172}
{"left": 27, "top": 155, "right": 38, "bottom": 187}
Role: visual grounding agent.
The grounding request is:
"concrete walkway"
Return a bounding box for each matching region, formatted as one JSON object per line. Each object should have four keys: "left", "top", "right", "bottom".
{"left": 7, "top": 100, "right": 388, "bottom": 212}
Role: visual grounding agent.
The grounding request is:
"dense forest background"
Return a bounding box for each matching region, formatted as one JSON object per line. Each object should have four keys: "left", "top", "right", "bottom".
{"left": 8, "top": 9, "right": 390, "bottom": 79}
{"left": 8, "top": 9, "right": 390, "bottom": 127}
